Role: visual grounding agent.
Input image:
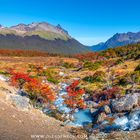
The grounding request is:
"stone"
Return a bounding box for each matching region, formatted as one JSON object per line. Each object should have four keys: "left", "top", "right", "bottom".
{"left": 90, "top": 108, "right": 97, "bottom": 114}
{"left": 127, "top": 110, "right": 140, "bottom": 130}
{"left": 100, "top": 105, "right": 111, "bottom": 114}
{"left": 86, "top": 101, "right": 98, "bottom": 108}
{"left": 8, "top": 95, "right": 30, "bottom": 111}
{"left": 88, "top": 132, "right": 107, "bottom": 140}
{"left": 111, "top": 93, "right": 139, "bottom": 113}
{"left": 94, "top": 112, "right": 107, "bottom": 124}
{"left": 59, "top": 72, "right": 65, "bottom": 76}
{"left": 83, "top": 123, "right": 93, "bottom": 133}
{"left": 0, "top": 75, "right": 9, "bottom": 81}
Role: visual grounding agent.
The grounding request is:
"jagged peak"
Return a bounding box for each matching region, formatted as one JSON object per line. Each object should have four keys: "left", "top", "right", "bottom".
{"left": 0, "top": 22, "right": 71, "bottom": 40}
{"left": 56, "top": 24, "right": 62, "bottom": 29}
{"left": 56, "top": 24, "right": 69, "bottom": 35}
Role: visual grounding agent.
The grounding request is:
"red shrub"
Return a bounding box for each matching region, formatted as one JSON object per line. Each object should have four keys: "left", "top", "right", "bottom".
{"left": 10, "top": 72, "right": 32, "bottom": 89}
{"left": 93, "top": 87, "right": 121, "bottom": 102}
{"left": 64, "top": 80, "right": 86, "bottom": 109}
{"left": 10, "top": 72, "right": 56, "bottom": 104}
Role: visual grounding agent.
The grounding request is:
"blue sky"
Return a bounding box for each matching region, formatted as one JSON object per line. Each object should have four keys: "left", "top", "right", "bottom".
{"left": 0, "top": 0, "right": 140, "bottom": 45}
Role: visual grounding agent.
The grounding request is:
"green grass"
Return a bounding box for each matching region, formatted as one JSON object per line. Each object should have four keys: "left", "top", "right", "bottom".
{"left": 25, "top": 31, "right": 69, "bottom": 41}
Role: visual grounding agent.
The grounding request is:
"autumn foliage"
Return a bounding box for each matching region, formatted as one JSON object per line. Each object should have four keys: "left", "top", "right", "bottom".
{"left": 0, "top": 49, "right": 49, "bottom": 57}
{"left": 64, "top": 80, "right": 86, "bottom": 109}
{"left": 10, "top": 72, "right": 33, "bottom": 89}
{"left": 93, "top": 87, "right": 121, "bottom": 102}
{"left": 10, "top": 72, "right": 56, "bottom": 103}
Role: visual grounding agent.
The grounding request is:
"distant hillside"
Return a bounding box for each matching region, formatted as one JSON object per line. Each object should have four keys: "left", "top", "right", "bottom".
{"left": 0, "top": 22, "right": 89, "bottom": 55}
{"left": 90, "top": 31, "right": 140, "bottom": 51}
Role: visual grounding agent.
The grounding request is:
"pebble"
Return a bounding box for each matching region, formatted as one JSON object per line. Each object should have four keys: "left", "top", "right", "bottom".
{"left": 19, "top": 120, "right": 22, "bottom": 123}
{"left": 12, "top": 115, "right": 16, "bottom": 118}
{"left": 1, "top": 107, "right": 5, "bottom": 111}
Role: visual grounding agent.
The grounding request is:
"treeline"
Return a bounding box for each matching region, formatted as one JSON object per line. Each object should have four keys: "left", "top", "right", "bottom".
{"left": 75, "top": 43, "right": 140, "bottom": 61}
{"left": 0, "top": 49, "right": 50, "bottom": 57}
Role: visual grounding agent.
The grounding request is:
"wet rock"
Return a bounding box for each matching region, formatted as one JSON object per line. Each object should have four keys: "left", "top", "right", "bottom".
{"left": 100, "top": 105, "right": 111, "bottom": 114}
{"left": 114, "top": 116, "right": 129, "bottom": 130}
{"left": 111, "top": 93, "right": 139, "bottom": 113}
{"left": 128, "top": 110, "right": 140, "bottom": 130}
{"left": 86, "top": 101, "right": 98, "bottom": 108}
{"left": 83, "top": 123, "right": 93, "bottom": 132}
{"left": 90, "top": 108, "right": 97, "bottom": 114}
{"left": 8, "top": 95, "right": 30, "bottom": 111}
{"left": 94, "top": 112, "right": 107, "bottom": 124}
{"left": 112, "top": 112, "right": 126, "bottom": 118}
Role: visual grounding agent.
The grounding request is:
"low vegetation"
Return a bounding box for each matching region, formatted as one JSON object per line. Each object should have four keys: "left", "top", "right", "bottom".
{"left": 0, "top": 43, "right": 139, "bottom": 130}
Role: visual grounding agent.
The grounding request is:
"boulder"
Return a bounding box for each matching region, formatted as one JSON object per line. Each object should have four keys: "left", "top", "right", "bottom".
{"left": 90, "top": 108, "right": 97, "bottom": 114}
{"left": 8, "top": 95, "right": 30, "bottom": 111}
{"left": 128, "top": 110, "right": 140, "bottom": 130}
{"left": 111, "top": 93, "right": 139, "bottom": 113}
{"left": 94, "top": 112, "right": 107, "bottom": 124}
{"left": 86, "top": 101, "right": 98, "bottom": 108}
{"left": 100, "top": 105, "right": 111, "bottom": 114}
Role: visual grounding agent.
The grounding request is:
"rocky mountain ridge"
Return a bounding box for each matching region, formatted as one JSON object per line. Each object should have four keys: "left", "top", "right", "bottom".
{"left": 90, "top": 31, "right": 140, "bottom": 51}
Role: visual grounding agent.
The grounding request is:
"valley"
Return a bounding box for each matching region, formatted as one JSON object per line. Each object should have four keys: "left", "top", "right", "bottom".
{"left": 0, "top": 42, "right": 139, "bottom": 139}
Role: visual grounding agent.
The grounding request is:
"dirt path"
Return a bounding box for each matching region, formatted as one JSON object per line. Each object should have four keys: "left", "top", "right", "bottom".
{"left": 0, "top": 81, "right": 86, "bottom": 140}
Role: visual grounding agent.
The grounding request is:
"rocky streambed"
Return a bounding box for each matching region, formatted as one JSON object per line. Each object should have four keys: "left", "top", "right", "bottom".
{"left": 1, "top": 74, "right": 140, "bottom": 139}
{"left": 42, "top": 82, "right": 140, "bottom": 134}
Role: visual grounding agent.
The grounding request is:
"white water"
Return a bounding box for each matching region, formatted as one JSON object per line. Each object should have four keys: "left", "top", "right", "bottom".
{"left": 98, "top": 110, "right": 140, "bottom": 131}
{"left": 45, "top": 82, "right": 140, "bottom": 131}
{"left": 114, "top": 110, "right": 140, "bottom": 131}
{"left": 1, "top": 73, "right": 140, "bottom": 131}
{"left": 54, "top": 83, "right": 93, "bottom": 126}
{"left": 69, "top": 109, "right": 93, "bottom": 126}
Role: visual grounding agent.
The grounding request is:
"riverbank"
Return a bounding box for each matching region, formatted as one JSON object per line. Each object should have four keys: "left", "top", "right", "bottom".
{"left": 0, "top": 80, "right": 86, "bottom": 140}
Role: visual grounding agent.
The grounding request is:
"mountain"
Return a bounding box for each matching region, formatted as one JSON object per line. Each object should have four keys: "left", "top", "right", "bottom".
{"left": 0, "top": 22, "right": 89, "bottom": 55}
{"left": 89, "top": 42, "right": 104, "bottom": 51}
{"left": 90, "top": 31, "right": 140, "bottom": 51}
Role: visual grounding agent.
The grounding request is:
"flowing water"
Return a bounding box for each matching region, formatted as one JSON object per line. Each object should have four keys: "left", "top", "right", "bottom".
{"left": 54, "top": 83, "right": 93, "bottom": 126}
{"left": 55, "top": 83, "right": 140, "bottom": 131}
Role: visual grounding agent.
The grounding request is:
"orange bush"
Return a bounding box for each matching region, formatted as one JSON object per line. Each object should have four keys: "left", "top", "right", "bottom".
{"left": 10, "top": 72, "right": 56, "bottom": 104}
{"left": 64, "top": 80, "right": 86, "bottom": 109}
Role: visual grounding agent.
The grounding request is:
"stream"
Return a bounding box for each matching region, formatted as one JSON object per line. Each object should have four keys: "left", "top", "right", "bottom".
{"left": 1, "top": 73, "right": 139, "bottom": 131}
{"left": 54, "top": 83, "right": 93, "bottom": 126}
{"left": 53, "top": 83, "right": 140, "bottom": 131}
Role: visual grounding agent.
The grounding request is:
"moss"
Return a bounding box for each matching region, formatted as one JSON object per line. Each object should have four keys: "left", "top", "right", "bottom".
{"left": 62, "top": 62, "right": 74, "bottom": 68}
{"left": 83, "top": 61, "right": 102, "bottom": 70}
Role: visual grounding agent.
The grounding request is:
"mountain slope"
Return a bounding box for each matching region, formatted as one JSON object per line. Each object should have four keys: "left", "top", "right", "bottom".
{"left": 0, "top": 22, "right": 89, "bottom": 55}
{"left": 91, "top": 31, "right": 140, "bottom": 51}
{"left": 0, "top": 80, "right": 79, "bottom": 140}
{"left": 89, "top": 42, "right": 104, "bottom": 51}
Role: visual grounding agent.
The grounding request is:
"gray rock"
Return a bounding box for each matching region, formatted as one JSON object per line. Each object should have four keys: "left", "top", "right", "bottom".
{"left": 90, "top": 108, "right": 97, "bottom": 113}
{"left": 88, "top": 132, "right": 107, "bottom": 140}
{"left": 86, "top": 101, "right": 98, "bottom": 108}
{"left": 95, "top": 112, "right": 107, "bottom": 124}
{"left": 111, "top": 93, "right": 139, "bottom": 113}
{"left": 128, "top": 109, "right": 140, "bottom": 120}
{"left": 100, "top": 105, "right": 111, "bottom": 114}
{"left": 8, "top": 95, "right": 30, "bottom": 110}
